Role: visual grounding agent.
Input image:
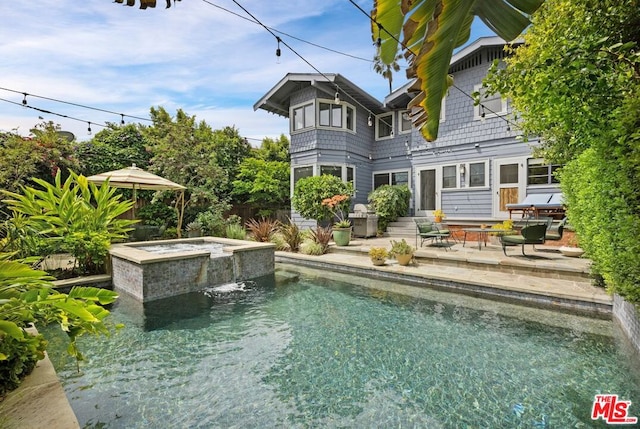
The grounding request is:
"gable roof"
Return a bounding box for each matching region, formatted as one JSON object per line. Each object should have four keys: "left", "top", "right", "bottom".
{"left": 254, "top": 73, "right": 385, "bottom": 118}
{"left": 384, "top": 36, "right": 516, "bottom": 108}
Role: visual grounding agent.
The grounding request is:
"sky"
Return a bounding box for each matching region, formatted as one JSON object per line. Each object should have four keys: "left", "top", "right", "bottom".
{"left": 0, "top": 0, "right": 493, "bottom": 146}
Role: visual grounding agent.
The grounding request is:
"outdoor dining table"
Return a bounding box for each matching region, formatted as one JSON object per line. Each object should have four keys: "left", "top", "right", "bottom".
{"left": 462, "top": 227, "right": 510, "bottom": 250}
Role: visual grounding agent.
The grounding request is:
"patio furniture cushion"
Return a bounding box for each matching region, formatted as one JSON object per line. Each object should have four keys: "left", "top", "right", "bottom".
{"left": 500, "top": 223, "right": 547, "bottom": 256}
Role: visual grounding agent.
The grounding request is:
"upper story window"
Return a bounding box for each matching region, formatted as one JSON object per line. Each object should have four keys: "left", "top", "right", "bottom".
{"left": 473, "top": 85, "right": 507, "bottom": 120}
{"left": 376, "top": 112, "right": 394, "bottom": 140}
{"left": 291, "top": 99, "right": 355, "bottom": 133}
{"left": 292, "top": 102, "right": 315, "bottom": 131}
{"left": 400, "top": 110, "right": 412, "bottom": 134}
{"left": 527, "top": 159, "right": 561, "bottom": 185}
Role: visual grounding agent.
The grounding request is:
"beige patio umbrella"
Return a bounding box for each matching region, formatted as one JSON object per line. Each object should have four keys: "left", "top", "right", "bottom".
{"left": 86, "top": 164, "right": 187, "bottom": 237}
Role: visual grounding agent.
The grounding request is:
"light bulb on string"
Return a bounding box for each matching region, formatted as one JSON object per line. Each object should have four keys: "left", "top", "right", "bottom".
{"left": 368, "top": 114, "right": 373, "bottom": 127}
{"left": 334, "top": 91, "right": 340, "bottom": 105}
{"left": 87, "top": 122, "right": 92, "bottom": 135}
{"left": 121, "top": 114, "right": 125, "bottom": 125}
{"left": 275, "top": 37, "right": 281, "bottom": 64}
{"left": 22, "top": 93, "right": 28, "bottom": 105}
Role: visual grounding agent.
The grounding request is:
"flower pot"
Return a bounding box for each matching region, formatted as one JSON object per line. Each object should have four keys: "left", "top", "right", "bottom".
{"left": 434, "top": 216, "right": 442, "bottom": 223}
{"left": 395, "top": 253, "right": 413, "bottom": 266}
{"left": 371, "top": 257, "right": 386, "bottom": 266}
{"left": 332, "top": 227, "right": 352, "bottom": 246}
{"left": 559, "top": 246, "right": 584, "bottom": 257}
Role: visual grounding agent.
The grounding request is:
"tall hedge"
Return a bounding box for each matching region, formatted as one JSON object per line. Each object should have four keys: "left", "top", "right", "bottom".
{"left": 368, "top": 185, "right": 411, "bottom": 232}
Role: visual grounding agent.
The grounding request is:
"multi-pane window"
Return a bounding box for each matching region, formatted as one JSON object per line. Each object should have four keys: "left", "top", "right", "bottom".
{"left": 293, "top": 166, "right": 313, "bottom": 185}
{"left": 318, "top": 103, "right": 342, "bottom": 128}
{"left": 400, "top": 111, "right": 412, "bottom": 134}
{"left": 527, "top": 159, "right": 561, "bottom": 185}
{"left": 469, "top": 162, "right": 486, "bottom": 187}
{"left": 376, "top": 113, "right": 394, "bottom": 140}
{"left": 442, "top": 165, "right": 457, "bottom": 189}
{"left": 292, "top": 102, "right": 315, "bottom": 131}
{"left": 320, "top": 165, "right": 342, "bottom": 177}
{"left": 373, "top": 171, "right": 409, "bottom": 189}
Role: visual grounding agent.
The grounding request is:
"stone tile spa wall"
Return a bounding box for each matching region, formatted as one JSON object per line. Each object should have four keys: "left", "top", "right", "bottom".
{"left": 109, "top": 238, "right": 275, "bottom": 302}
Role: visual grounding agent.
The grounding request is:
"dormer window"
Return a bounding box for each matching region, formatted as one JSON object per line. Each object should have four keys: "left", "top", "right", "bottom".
{"left": 474, "top": 85, "right": 507, "bottom": 119}
{"left": 376, "top": 112, "right": 394, "bottom": 140}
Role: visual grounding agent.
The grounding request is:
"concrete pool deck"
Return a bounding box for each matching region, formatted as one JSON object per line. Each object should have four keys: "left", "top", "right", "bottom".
{"left": 276, "top": 236, "right": 611, "bottom": 316}
{"left": 0, "top": 235, "right": 613, "bottom": 428}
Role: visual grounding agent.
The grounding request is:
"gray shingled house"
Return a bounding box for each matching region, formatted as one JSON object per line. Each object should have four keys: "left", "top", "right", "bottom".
{"left": 254, "top": 36, "right": 562, "bottom": 230}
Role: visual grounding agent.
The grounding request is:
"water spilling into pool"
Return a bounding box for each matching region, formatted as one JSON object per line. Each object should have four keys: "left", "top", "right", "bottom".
{"left": 44, "top": 265, "right": 640, "bottom": 428}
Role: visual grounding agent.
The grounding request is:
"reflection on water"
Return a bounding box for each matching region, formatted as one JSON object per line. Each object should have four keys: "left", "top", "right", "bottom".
{"left": 43, "top": 265, "right": 639, "bottom": 429}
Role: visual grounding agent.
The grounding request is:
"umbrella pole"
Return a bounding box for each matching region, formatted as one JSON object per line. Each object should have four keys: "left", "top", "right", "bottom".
{"left": 176, "top": 190, "right": 185, "bottom": 238}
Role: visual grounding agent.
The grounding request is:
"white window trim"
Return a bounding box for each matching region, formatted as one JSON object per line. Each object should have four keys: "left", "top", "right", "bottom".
{"left": 375, "top": 112, "right": 395, "bottom": 141}
{"left": 291, "top": 164, "right": 316, "bottom": 196}
{"left": 400, "top": 110, "right": 412, "bottom": 134}
{"left": 372, "top": 169, "right": 411, "bottom": 190}
{"left": 290, "top": 101, "right": 315, "bottom": 134}
{"left": 441, "top": 164, "right": 460, "bottom": 189}
{"left": 440, "top": 96, "right": 446, "bottom": 123}
{"left": 318, "top": 163, "right": 357, "bottom": 189}
{"left": 473, "top": 84, "right": 507, "bottom": 120}
{"left": 463, "top": 160, "right": 490, "bottom": 189}
{"left": 316, "top": 98, "right": 357, "bottom": 134}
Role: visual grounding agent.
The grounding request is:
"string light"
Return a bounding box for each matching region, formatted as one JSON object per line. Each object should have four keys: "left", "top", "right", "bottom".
{"left": 121, "top": 114, "right": 125, "bottom": 125}
{"left": 22, "top": 93, "right": 28, "bottom": 105}
{"left": 334, "top": 91, "right": 340, "bottom": 105}
{"left": 275, "top": 37, "right": 281, "bottom": 63}
{"left": 368, "top": 114, "right": 373, "bottom": 127}
{"left": 87, "top": 122, "right": 92, "bottom": 134}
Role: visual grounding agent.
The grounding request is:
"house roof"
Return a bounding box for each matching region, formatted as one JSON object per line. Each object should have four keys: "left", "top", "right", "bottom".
{"left": 254, "top": 73, "right": 385, "bottom": 118}
{"left": 383, "top": 36, "right": 516, "bottom": 108}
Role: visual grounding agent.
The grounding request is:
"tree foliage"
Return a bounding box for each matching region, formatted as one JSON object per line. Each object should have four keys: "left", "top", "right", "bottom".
{"left": 74, "top": 123, "right": 152, "bottom": 177}
{"left": 292, "top": 175, "right": 353, "bottom": 223}
{"left": 372, "top": 0, "right": 544, "bottom": 141}
{"left": 232, "top": 158, "right": 290, "bottom": 217}
{"left": 485, "top": 0, "right": 640, "bottom": 302}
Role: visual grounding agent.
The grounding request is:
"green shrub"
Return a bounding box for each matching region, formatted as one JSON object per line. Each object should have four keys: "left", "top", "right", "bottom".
{"left": 300, "top": 240, "right": 324, "bottom": 255}
{"left": 270, "top": 232, "right": 289, "bottom": 251}
{"left": 162, "top": 227, "right": 178, "bottom": 239}
{"left": 225, "top": 223, "right": 246, "bottom": 240}
{"left": 137, "top": 202, "right": 177, "bottom": 228}
{"left": 62, "top": 232, "right": 111, "bottom": 275}
{"left": 368, "top": 185, "right": 411, "bottom": 232}
{"left": 195, "top": 210, "right": 225, "bottom": 237}
{"left": 292, "top": 175, "right": 353, "bottom": 222}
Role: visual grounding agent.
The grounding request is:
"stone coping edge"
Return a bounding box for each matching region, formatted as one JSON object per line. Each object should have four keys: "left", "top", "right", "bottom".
{"left": 276, "top": 254, "right": 612, "bottom": 317}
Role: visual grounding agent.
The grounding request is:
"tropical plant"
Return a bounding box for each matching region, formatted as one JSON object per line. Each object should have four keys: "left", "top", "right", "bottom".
{"left": 321, "top": 194, "right": 352, "bottom": 228}
{"left": 279, "top": 220, "right": 302, "bottom": 252}
{"left": 309, "top": 226, "right": 332, "bottom": 254}
{"left": 292, "top": 175, "right": 353, "bottom": 223}
{"left": 1, "top": 170, "right": 136, "bottom": 274}
{"left": 372, "top": 0, "right": 545, "bottom": 141}
{"left": 0, "top": 258, "right": 118, "bottom": 395}
{"left": 367, "top": 184, "right": 411, "bottom": 232}
{"left": 246, "top": 218, "right": 280, "bottom": 242}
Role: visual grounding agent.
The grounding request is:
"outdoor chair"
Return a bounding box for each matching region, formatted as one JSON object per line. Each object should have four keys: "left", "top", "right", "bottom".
{"left": 500, "top": 223, "right": 547, "bottom": 256}
{"left": 545, "top": 217, "right": 567, "bottom": 241}
{"left": 415, "top": 220, "right": 451, "bottom": 249}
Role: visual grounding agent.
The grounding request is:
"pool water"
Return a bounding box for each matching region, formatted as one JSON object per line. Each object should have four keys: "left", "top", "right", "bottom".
{"left": 44, "top": 265, "right": 640, "bottom": 428}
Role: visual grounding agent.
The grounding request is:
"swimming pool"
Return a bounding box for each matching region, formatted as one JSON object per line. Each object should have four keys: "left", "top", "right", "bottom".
{"left": 44, "top": 264, "right": 640, "bottom": 428}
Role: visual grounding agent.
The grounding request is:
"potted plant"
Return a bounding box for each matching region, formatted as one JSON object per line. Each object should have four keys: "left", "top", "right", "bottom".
{"left": 489, "top": 219, "right": 514, "bottom": 245}
{"left": 368, "top": 247, "right": 388, "bottom": 266}
{"left": 433, "top": 209, "right": 446, "bottom": 223}
{"left": 322, "top": 194, "right": 352, "bottom": 246}
{"left": 186, "top": 221, "right": 203, "bottom": 238}
{"left": 389, "top": 238, "right": 415, "bottom": 266}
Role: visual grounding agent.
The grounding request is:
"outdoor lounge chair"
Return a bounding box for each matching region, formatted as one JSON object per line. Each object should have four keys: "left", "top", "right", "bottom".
{"left": 500, "top": 223, "right": 547, "bottom": 256}
{"left": 545, "top": 217, "right": 567, "bottom": 241}
{"left": 506, "top": 194, "right": 553, "bottom": 218}
{"left": 415, "top": 220, "right": 451, "bottom": 249}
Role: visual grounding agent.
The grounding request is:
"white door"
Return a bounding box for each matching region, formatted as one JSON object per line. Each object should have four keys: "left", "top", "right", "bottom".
{"left": 415, "top": 168, "right": 438, "bottom": 217}
{"left": 492, "top": 157, "right": 527, "bottom": 218}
